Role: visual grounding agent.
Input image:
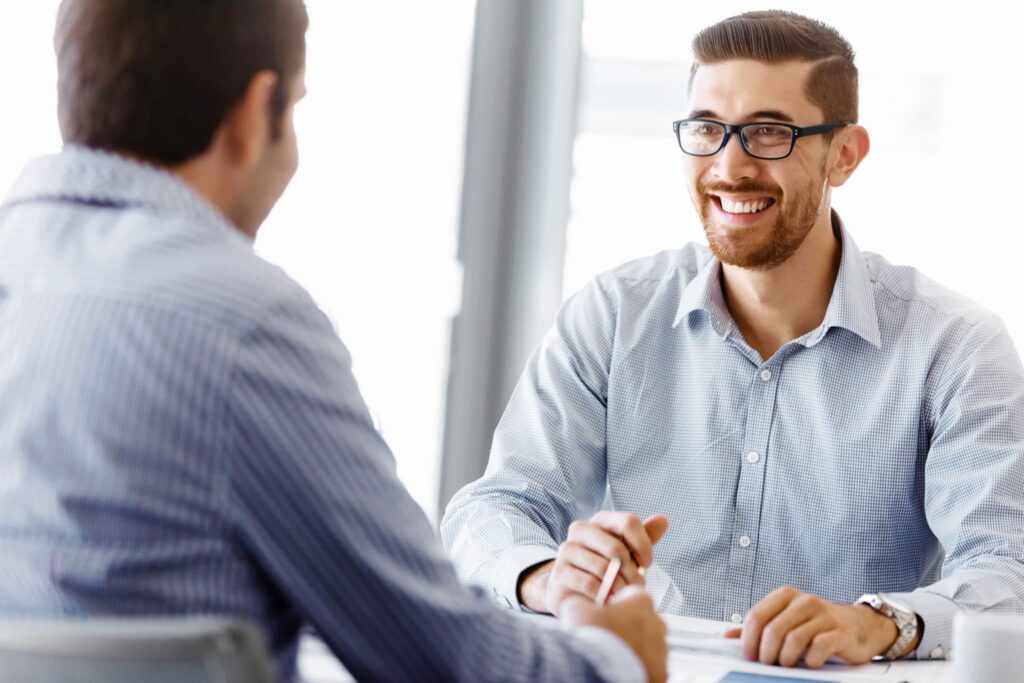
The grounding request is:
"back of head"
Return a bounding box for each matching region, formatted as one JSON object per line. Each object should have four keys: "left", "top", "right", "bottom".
{"left": 55, "top": 0, "right": 308, "bottom": 166}
{"left": 690, "top": 10, "right": 858, "bottom": 124}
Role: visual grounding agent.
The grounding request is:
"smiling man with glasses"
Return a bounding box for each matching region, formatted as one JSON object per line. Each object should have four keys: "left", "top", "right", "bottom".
{"left": 443, "top": 9, "right": 1024, "bottom": 671}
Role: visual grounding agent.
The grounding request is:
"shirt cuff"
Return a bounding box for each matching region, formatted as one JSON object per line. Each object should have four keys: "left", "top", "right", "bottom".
{"left": 496, "top": 544, "right": 559, "bottom": 611}
{"left": 886, "top": 590, "right": 959, "bottom": 660}
{"left": 569, "top": 625, "right": 646, "bottom": 683}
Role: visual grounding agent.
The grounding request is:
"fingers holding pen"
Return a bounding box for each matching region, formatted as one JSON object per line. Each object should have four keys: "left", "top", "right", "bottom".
{"left": 567, "top": 519, "right": 645, "bottom": 585}
{"left": 541, "top": 512, "right": 671, "bottom": 614}
{"left": 546, "top": 541, "right": 627, "bottom": 611}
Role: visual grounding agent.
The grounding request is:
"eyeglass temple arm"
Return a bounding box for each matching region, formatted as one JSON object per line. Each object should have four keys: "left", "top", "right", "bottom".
{"left": 795, "top": 121, "right": 851, "bottom": 137}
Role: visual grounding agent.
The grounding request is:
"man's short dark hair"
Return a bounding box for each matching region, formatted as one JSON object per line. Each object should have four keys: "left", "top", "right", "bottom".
{"left": 690, "top": 10, "right": 858, "bottom": 125}
{"left": 55, "top": 0, "right": 308, "bottom": 165}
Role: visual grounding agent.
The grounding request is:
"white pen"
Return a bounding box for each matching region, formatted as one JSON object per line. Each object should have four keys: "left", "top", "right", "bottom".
{"left": 594, "top": 557, "right": 622, "bottom": 605}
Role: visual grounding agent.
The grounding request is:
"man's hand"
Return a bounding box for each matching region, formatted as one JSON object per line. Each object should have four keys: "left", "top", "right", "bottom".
{"left": 518, "top": 512, "right": 670, "bottom": 615}
{"left": 561, "top": 585, "right": 669, "bottom": 683}
{"left": 724, "top": 586, "right": 913, "bottom": 668}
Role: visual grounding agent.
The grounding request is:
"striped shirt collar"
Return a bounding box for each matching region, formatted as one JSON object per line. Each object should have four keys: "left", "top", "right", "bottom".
{"left": 2, "top": 144, "right": 244, "bottom": 243}
{"left": 673, "top": 210, "right": 882, "bottom": 349}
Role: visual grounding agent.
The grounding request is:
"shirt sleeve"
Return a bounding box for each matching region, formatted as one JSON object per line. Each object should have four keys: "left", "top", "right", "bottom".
{"left": 223, "top": 291, "right": 643, "bottom": 683}
{"left": 441, "top": 277, "right": 617, "bottom": 608}
{"left": 888, "top": 314, "right": 1024, "bottom": 660}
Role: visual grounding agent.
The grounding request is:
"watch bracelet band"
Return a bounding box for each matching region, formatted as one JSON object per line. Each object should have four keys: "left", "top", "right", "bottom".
{"left": 855, "top": 593, "right": 918, "bottom": 660}
{"left": 879, "top": 602, "right": 916, "bottom": 660}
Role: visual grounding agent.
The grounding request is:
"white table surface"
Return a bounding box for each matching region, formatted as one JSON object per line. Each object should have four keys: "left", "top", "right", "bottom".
{"left": 297, "top": 612, "right": 953, "bottom": 683}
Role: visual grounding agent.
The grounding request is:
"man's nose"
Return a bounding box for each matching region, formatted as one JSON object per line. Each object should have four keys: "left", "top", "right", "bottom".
{"left": 711, "top": 133, "right": 760, "bottom": 183}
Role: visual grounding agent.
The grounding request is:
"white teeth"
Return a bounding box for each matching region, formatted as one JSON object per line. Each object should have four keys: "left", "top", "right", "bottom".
{"left": 720, "top": 198, "right": 771, "bottom": 214}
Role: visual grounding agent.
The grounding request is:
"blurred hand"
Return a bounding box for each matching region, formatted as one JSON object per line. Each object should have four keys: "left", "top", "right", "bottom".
{"left": 518, "top": 512, "right": 669, "bottom": 615}
{"left": 561, "top": 585, "right": 669, "bottom": 683}
{"left": 723, "top": 586, "right": 908, "bottom": 668}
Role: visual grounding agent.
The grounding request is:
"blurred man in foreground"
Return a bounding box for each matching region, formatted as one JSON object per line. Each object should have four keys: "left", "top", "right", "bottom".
{"left": 0, "top": 1, "right": 667, "bottom": 680}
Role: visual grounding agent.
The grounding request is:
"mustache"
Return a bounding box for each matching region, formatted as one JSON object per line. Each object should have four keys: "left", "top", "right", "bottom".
{"left": 700, "top": 181, "right": 780, "bottom": 198}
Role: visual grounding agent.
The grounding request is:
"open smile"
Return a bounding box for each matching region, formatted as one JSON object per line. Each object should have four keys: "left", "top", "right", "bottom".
{"left": 711, "top": 195, "right": 777, "bottom": 215}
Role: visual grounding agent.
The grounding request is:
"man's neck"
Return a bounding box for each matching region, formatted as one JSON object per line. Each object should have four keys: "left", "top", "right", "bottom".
{"left": 720, "top": 213, "right": 841, "bottom": 361}
{"left": 170, "top": 147, "right": 256, "bottom": 239}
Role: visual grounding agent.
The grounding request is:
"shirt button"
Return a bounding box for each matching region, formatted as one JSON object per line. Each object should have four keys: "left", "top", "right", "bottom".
{"left": 930, "top": 646, "right": 944, "bottom": 659}
{"left": 739, "top": 535, "right": 751, "bottom": 548}
{"left": 746, "top": 451, "right": 760, "bottom": 464}
{"left": 731, "top": 613, "right": 743, "bottom": 624}
{"left": 760, "top": 369, "right": 772, "bottom": 381}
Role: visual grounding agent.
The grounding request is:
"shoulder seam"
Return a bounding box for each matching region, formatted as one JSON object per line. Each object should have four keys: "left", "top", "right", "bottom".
{"left": 870, "top": 274, "right": 989, "bottom": 325}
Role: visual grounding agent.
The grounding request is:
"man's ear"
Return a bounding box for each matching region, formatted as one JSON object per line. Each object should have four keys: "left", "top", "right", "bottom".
{"left": 827, "top": 124, "right": 870, "bottom": 188}
{"left": 221, "top": 70, "right": 279, "bottom": 169}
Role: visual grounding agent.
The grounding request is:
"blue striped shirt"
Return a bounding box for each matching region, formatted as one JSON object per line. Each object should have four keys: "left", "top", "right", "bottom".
{"left": 0, "top": 147, "right": 644, "bottom": 682}
{"left": 442, "top": 213, "right": 1024, "bottom": 661}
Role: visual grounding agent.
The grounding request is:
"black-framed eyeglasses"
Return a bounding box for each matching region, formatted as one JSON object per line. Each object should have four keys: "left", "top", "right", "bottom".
{"left": 672, "top": 118, "right": 851, "bottom": 160}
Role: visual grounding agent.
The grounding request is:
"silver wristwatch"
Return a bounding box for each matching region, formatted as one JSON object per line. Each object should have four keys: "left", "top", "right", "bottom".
{"left": 855, "top": 593, "right": 919, "bottom": 660}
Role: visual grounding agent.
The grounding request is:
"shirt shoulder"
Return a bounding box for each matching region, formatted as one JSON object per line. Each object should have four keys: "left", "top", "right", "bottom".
{"left": 579, "top": 243, "right": 711, "bottom": 313}
{"left": 0, "top": 200, "right": 317, "bottom": 340}
{"left": 596, "top": 242, "right": 712, "bottom": 287}
{"left": 142, "top": 217, "right": 315, "bottom": 332}
{"left": 554, "top": 244, "right": 711, "bottom": 347}
{"left": 863, "top": 250, "right": 1001, "bottom": 335}
{"left": 90, "top": 207, "right": 316, "bottom": 336}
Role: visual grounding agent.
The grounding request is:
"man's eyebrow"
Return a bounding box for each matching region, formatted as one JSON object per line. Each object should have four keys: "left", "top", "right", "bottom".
{"left": 686, "top": 109, "right": 796, "bottom": 123}
{"left": 747, "top": 110, "right": 795, "bottom": 123}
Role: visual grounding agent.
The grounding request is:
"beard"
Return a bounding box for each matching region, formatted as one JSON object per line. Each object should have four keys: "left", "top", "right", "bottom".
{"left": 697, "top": 176, "right": 825, "bottom": 270}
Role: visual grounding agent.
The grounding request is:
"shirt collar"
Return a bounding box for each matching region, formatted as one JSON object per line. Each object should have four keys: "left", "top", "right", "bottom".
{"left": 672, "top": 210, "right": 881, "bottom": 349}
{"left": 2, "top": 145, "right": 243, "bottom": 242}
{"left": 673, "top": 250, "right": 731, "bottom": 336}
{"left": 815, "top": 212, "right": 881, "bottom": 348}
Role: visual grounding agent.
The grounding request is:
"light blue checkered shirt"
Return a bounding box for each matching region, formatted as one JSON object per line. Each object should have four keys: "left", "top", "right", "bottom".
{"left": 0, "top": 147, "right": 645, "bottom": 683}
{"left": 442, "top": 213, "right": 1024, "bottom": 661}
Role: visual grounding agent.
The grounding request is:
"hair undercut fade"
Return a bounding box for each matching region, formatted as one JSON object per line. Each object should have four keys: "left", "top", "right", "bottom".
{"left": 690, "top": 10, "right": 858, "bottom": 125}
{"left": 55, "top": 0, "right": 308, "bottom": 165}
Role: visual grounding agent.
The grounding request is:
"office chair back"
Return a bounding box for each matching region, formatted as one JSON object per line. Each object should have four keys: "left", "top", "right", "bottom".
{"left": 0, "top": 616, "right": 276, "bottom": 683}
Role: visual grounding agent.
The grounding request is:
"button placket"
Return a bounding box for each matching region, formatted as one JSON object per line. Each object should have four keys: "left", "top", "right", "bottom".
{"left": 725, "top": 360, "right": 784, "bottom": 618}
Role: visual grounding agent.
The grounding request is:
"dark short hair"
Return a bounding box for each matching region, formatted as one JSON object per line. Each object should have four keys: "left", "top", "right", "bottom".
{"left": 55, "top": 0, "right": 308, "bottom": 165}
{"left": 690, "top": 10, "right": 858, "bottom": 124}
